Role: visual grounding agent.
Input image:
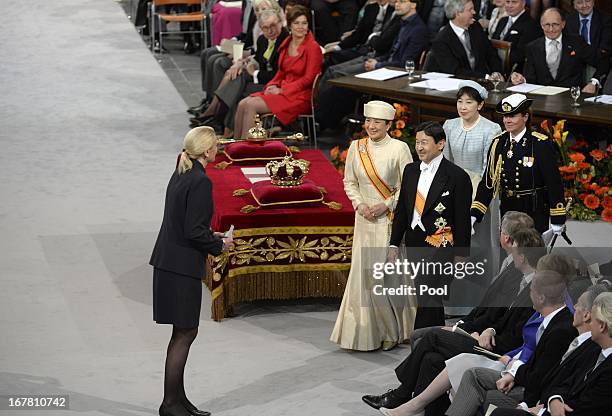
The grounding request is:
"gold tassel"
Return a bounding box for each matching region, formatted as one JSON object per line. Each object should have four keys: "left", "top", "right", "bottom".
{"left": 287, "top": 146, "right": 300, "bottom": 153}
{"left": 233, "top": 188, "right": 250, "bottom": 197}
{"left": 318, "top": 186, "right": 328, "bottom": 194}
{"left": 240, "top": 204, "right": 260, "bottom": 214}
{"left": 215, "top": 161, "right": 232, "bottom": 170}
{"left": 322, "top": 201, "right": 342, "bottom": 210}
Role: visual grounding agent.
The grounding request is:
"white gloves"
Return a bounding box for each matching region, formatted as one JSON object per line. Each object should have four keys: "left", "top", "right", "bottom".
{"left": 550, "top": 223, "right": 564, "bottom": 236}
{"left": 471, "top": 216, "right": 477, "bottom": 236}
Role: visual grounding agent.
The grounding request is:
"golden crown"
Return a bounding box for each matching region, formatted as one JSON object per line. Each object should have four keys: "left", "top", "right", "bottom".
{"left": 266, "top": 155, "right": 309, "bottom": 186}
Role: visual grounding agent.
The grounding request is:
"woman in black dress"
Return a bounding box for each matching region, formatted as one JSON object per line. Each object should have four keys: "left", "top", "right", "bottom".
{"left": 150, "top": 126, "right": 232, "bottom": 416}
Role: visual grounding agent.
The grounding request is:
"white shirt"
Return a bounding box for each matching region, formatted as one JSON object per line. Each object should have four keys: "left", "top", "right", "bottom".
{"left": 510, "top": 127, "right": 526, "bottom": 144}
{"left": 504, "top": 305, "right": 566, "bottom": 377}
{"left": 449, "top": 20, "right": 467, "bottom": 39}
{"left": 411, "top": 153, "right": 444, "bottom": 231}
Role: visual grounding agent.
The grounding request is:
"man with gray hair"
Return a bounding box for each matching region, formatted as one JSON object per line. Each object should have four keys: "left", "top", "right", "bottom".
{"left": 425, "top": 0, "right": 503, "bottom": 78}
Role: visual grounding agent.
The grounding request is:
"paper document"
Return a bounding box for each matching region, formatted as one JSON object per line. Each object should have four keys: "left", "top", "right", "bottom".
{"left": 241, "top": 167, "right": 267, "bottom": 175}
{"left": 421, "top": 72, "right": 453, "bottom": 80}
{"left": 484, "top": 404, "right": 498, "bottom": 416}
{"left": 219, "top": 1, "right": 242, "bottom": 7}
{"left": 506, "top": 83, "right": 545, "bottom": 93}
{"left": 531, "top": 86, "right": 568, "bottom": 95}
{"left": 217, "top": 39, "right": 243, "bottom": 54}
{"left": 584, "top": 95, "right": 612, "bottom": 104}
{"left": 355, "top": 68, "right": 409, "bottom": 81}
{"left": 473, "top": 346, "right": 502, "bottom": 359}
{"left": 410, "top": 78, "right": 465, "bottom": 91}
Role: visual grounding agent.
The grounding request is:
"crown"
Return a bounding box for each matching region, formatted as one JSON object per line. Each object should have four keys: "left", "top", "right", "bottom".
{"left": 266, "top": 155, "right": 309, "bottom": 186}
{"left": 247, "top": 114, "right": 268, "bottom": 142}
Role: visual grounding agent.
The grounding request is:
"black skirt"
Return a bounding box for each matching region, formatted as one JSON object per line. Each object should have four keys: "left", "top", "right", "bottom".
{"left": 153, "top": 268, "right": 202, "bottom": 328}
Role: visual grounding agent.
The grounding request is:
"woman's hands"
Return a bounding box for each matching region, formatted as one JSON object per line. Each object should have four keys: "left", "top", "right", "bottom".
{"left": 264, "top": 85, "right": 281, "bottom": 95}
{"left": 357, "top": 203, "right": 388, "bottom": 221}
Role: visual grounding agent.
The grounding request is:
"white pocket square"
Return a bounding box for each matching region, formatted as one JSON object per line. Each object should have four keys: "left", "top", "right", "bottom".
{"left": 510, "top": 30, "right": 519, "bottom": 35}
{"left": 441, "top": 191, "right": 450, "bottom": 196}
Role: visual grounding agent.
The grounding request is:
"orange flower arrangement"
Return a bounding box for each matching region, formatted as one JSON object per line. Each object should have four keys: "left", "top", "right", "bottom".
{"left": 396, "top": 120, "right": 406, "bottom": 129}
{"left": 590, "top": 149, "right": 606, "bottom": 161}
{"left": 602, "top": 208, "right": 612, "bottom": 222}
{"left": 584, "top": 194, "right": 600, "bottom": 210}
{"left": 569, "top": 153, "right": 586, "bottom": 163}
{"left": 340, "top": 149, "right": 348, "bottom": 162}
{"left": 540, "top": 119, "right": 611, "bottom": 221}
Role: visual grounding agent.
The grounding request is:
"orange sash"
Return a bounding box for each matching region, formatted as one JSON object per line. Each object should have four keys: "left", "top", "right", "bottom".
{"left": 356, "top": 138, "right": 396, "bottom": 219}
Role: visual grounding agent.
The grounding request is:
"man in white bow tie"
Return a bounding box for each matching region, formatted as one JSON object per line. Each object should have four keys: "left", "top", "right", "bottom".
{"left": 389, "top": 121, "right": 473, "bottom": 329}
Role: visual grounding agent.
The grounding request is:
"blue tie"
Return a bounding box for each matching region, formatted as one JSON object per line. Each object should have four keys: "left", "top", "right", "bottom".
{"left": 580, "top": 18, "right": 589, "bottom": 44}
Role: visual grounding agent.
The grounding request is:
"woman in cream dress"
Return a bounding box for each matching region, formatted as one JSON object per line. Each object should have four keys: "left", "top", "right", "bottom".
{"left": 331, "top": 101, "right": 416, "bottom": 351}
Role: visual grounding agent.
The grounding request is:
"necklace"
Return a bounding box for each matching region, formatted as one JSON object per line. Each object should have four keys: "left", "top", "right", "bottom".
{"left": 461, "top": 115, "right": 481, "bottom": 132}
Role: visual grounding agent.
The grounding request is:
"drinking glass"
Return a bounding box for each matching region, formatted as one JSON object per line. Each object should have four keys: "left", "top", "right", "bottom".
{"left": 490, "top": 73, "right": 502, "bottom": 92}
{"left": 405, "top": 60, "right": 415, "bottom": 79}
{"left": 570, "top": 86, "right": 581, "bottom": 107}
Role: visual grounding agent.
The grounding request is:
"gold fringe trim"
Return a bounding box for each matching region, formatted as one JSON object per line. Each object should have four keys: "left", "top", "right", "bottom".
{"left": 233, "top": 188, "right": 250, "bottom": 196}
{"left": 240, "top": 204, "right": 260, "bottom": 213}
{"left": 322, "top": 200, "right": 343, "bottom": 210}
{"left": 232, "top": 226, "right": 354, "bottom": 237}
{"left": 215, "top": 161, "right": 232, "bottom": 169}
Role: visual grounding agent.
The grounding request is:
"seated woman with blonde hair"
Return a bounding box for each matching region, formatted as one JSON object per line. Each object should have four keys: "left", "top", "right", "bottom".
{"left": 232, "top": 4, "right": 322, "bottom": 140}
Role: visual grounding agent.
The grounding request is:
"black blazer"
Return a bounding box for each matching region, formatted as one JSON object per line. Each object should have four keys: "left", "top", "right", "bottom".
{"left": 458, "top": 264, "right": 522, "bottom": 334}
{"left": 531, "top": 338, "right": 601, "bottom": 407}
{"left": 428, "top": 22, "right": 502, "bottom": 78}
{"left": 339, "top": 3, "right": 394, "bottom": 50}
{"left": 543, "top": 351, "right": 612, "bottom": 416}
{"left": 514, "top": 307, "right": 577, "bottom": 405}
{"left": 254, "top": 29, "right": 289, "bottom": 85}
{"left": 390, "top": 157, "right": 472, "bottom": 251}
{"left": 492, "top": 11, "right": 542, "bottom": 72}
{"left": 150, "top": 161, "right": 223, "bottom": 279}
{"left": 369, "top": 15, "right": 402, "bottom": 56}
{"left": 523, "top": 35, "right": 599, "bottom": 88}
{"left": 565, "top": 9, "right": 612, "bottom": 53}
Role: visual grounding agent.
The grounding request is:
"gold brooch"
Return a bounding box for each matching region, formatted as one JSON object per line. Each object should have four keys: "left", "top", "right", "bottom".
{"left": 502, "top": 102, "right": 512, "bottom": 112}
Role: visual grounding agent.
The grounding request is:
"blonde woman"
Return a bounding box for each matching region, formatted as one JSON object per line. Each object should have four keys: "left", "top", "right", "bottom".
{"left": 150, "top": 126, "right": 233, "bottom": 416}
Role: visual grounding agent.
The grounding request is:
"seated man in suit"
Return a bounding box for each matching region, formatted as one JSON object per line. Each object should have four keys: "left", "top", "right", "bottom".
{"left": 541, "top": 291, "right": 612, "bottom": 416}
{"left": 565, "top": 0, "right": 612, "bottom": 92}
{"left": 323, "top": 0, "right": 395, "bottom": 66}
{"left": 445, "top": 269, "right": 577, "bottom": 416}
{"left": 491, "top": 0, "right": 541, "bottom": 73}
{"left": 409, "top": 210, "right": 535, "bottom": 347}
{"left": 310, "top": 0, "right": 360, "bottom": 45}
{"left": 426, "top": 0, "right": 503, "bottom": 79}
{"left": 509, "top": 8, "right": 606, "bottom": 91}
{"left": 190, "top": 9, "right": 288, "bottom": 134}
{"left": 316, "top": 0, "right": 429, "bottom": 129}
{"left": 490, "top": 283, "right": 609, "bottom": 416}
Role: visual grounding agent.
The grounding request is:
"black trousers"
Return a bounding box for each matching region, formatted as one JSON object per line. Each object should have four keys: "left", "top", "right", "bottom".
{"left": 311, "top": 0, "right": 359, "bottom": 45}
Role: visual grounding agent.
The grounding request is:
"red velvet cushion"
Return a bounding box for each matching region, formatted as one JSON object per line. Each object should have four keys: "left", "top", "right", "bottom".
{"left": 224, "top": 140, "right": 289, "bottom": 163}
{"left": 251, "top": 179, "right": 324, "bottom": 207}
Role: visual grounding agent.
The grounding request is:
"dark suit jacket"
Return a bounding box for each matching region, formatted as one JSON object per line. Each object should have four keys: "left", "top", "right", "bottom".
{"left": 565, "top": 9, "right": 612, "bottom": 53}
{"left": 390, "top": 156, "right": 472, "bottom": 252}
{"left": 543, "top": 351, "right": 612, "bottom": 416}
{"left": 531, "top": 338, "right": 601, "bottom": 407}
{"left": 339, "top": 3, "right": 394, "bottom": 50}
{"left": 514, "top": 307, "right": 577, "bottom": 405}
{"left": 458, "top": 264, "right": 522, "bottom": 334}
{"left": 254, "top": 29, "right": 289, "bottom": 85}
{"left": 492, "top": 11, "right": 542, "bottom": 72}
{"left": 369, "top": 14, "right": 402, "bottom": 56}
{"left": 150, "top": 161, "right": 223, "bottom": 278}
{"left": 428, "top": 22, "right": 502, "bottom": 78}
{"left": 523, "top": 34, "right": 599, "bottom": 88}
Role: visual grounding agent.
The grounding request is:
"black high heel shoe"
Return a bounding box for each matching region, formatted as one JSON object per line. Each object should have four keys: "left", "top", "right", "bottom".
{"left": 159, "top": 402, "right": 191, "bottom": 416}
{"left": 182, "top": 398, "right": 211, "bottom": 416}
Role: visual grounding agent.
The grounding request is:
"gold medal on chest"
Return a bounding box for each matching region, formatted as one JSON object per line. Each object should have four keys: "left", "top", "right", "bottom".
{"left": 507, "top": 150, "right": 513, "bottom": 158}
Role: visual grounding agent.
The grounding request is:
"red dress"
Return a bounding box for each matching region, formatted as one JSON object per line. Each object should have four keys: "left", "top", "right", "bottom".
{"left": 251, "top": 31, "right": 322, "bottom": 126}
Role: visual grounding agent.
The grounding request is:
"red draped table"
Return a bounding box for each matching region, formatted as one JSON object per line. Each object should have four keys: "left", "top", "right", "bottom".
{"left": 204, "top": 149, "right": 355, "bottom": 320}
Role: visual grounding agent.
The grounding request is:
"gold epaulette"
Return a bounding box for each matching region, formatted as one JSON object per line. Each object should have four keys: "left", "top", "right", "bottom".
{"left": 532, "top": 131, "right": 548, "bottom": 141}
{"left": 471, "top": 201, "right": 488, "bottom": 215}
{"left": 550, "top": 202, "right": 566, "bottom": 216}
